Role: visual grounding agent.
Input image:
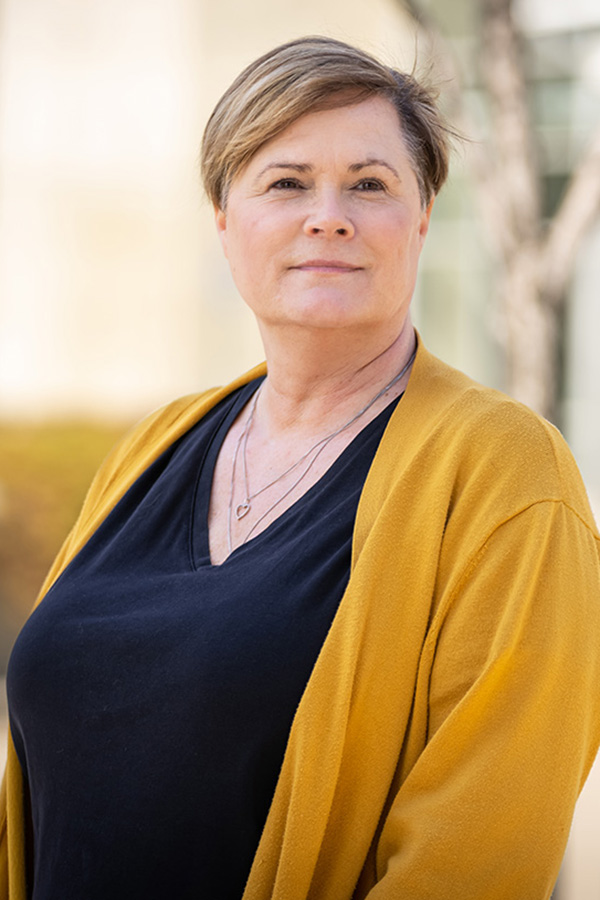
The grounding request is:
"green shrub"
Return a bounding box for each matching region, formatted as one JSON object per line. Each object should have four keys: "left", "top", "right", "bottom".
{"left": 0, "top": 421, "right": 128, "bottom": 670}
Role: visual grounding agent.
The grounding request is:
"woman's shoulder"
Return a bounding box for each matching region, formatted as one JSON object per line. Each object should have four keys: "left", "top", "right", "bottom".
{"left": 399, "top": 343, "right": 598, "bottom": 535}
{"left": 419, "top": 350, "right": 568, "bottom": 458}
{"left": 92, "top": 362, "right": 267, "bottom": 497}
{"left": 86, "top": 389, "right": 218, "bottom": 501}
{"left": 34, "top": 367, "right": 267, "bottom": 603}
{"left": 413, "top": 342, "right": 567, "bottom": 454}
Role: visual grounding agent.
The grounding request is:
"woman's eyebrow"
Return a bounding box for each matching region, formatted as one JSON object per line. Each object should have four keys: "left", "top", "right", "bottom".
{"left": 256, "top": 162, "right": 312, "bottom": 177}
{"left": 349, "top": 158, "right": 400, "bottom": 178}
{"left": 254, "top": 158, "right": 401, "bottom": 179}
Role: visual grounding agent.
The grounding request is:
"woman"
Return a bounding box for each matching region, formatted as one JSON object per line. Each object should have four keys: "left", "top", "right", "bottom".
{"left": 2, "top": 35, "right": 600, "bottom": 900}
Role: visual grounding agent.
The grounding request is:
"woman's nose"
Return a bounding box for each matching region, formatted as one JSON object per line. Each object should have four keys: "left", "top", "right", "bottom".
{"left": 303, "top": 193, "right": 355, "bottom": 238}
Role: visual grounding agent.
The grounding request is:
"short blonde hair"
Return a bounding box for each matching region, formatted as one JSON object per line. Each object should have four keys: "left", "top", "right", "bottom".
{"left": 201, "top": 36, "right": 451, "bottom": 210}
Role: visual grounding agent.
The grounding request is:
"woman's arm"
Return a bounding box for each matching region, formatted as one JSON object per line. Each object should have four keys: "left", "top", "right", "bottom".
{"left": 367, "top": 500, "right": 600, "bottom": 899}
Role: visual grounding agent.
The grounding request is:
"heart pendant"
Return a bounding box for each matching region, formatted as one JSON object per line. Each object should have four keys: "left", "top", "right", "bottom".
{"left": 235, "top": 501, "right": 251, "bottom": 520}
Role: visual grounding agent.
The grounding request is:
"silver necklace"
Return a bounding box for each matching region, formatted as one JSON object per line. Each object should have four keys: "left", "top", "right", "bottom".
{"left": 227, "top": 349, "right": 416, "bottom": 553}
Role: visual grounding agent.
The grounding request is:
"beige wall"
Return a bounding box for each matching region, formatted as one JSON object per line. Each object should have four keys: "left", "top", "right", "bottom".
{"left": 0, "top": 0, "right": 415, "bottom": 419}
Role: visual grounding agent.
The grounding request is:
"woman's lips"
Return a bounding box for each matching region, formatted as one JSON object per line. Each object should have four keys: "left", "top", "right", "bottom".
{"left": 291, "top": 259, "right": 362, "bottom": 273}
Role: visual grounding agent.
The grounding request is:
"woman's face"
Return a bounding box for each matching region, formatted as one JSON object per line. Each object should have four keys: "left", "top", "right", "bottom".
{"left": 214, "top": 96, "right": 432, "bottom": 337}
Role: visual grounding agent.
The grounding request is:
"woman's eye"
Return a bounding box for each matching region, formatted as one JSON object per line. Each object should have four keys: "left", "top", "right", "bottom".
{"left": 354, "top": 179, "right": 385, "bottom": 192}
{"left": 270, "top": 178, "right": 303, "bottom": 190}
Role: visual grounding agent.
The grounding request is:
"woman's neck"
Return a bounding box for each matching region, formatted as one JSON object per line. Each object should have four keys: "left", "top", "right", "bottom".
{"left": 256, "top": 318, "right": 416, "bottom": 438}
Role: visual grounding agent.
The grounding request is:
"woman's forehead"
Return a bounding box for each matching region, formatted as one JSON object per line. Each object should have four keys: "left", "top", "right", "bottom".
{"left": 246, "top": 97, "right": 409, "bottom": 167}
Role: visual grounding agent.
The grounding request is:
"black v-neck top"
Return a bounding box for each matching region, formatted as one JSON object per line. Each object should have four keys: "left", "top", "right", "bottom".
{"left": 7, "top": 379, "right": 401, "bottom": 900}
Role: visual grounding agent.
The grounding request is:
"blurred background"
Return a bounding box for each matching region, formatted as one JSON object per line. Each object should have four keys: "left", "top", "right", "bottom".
{"left": 0, "top": 0, "right": 599, "bottom": 895}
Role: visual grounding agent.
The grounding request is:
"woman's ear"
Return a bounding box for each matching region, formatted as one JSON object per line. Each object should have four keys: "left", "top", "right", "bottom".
{"left": 419, "top": 197, "right": 434, "bottom": 244}
{"left": 214, "top": 205, "right": 228, "bottom": 257}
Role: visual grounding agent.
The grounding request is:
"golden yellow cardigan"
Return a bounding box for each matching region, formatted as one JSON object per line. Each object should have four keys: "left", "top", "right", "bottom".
{"left": 2, "top": 342, "right": 600, "bottom": 899}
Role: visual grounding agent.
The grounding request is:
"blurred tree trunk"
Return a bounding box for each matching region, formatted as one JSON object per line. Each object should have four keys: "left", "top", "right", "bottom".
{"left": 402, "top": 0, "right": 600, "bottom": 422}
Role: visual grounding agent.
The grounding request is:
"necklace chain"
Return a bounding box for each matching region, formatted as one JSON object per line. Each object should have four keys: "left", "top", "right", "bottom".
{"left": 227, "top": 349, "right": 416, "bottom": 554}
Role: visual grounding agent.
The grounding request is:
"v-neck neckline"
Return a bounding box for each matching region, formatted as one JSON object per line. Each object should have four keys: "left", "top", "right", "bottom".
{"left": 189, "top": 380, "right": 403, "bottom": 571}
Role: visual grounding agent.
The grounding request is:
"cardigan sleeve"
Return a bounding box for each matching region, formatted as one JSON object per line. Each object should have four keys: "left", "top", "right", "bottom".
{"left": 366, "top": 499, "right": 600, "bottom": 900}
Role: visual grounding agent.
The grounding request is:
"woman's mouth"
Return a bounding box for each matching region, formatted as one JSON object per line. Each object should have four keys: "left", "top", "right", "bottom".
{"left": 291, "top": 259, "right": 362, "bottom": 273}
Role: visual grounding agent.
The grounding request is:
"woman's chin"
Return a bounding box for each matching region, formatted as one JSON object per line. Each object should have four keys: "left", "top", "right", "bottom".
{"left": 261, "top": 292, "right": 385, "bottom": 332}
{"left": 277, "top": 308, "right": 372, "bottom": 332}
